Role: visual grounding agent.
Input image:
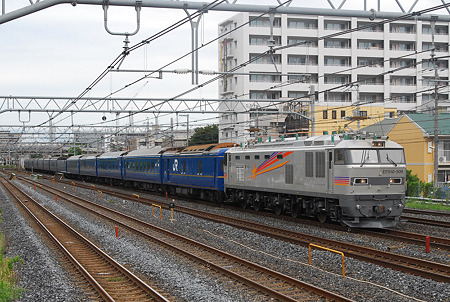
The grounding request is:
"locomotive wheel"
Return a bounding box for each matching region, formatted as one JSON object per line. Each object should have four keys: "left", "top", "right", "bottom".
{"left": 239, "top": 196, "right": 247, "bottom": 209}
{"left": 317, "top": 211, "right": 328, "bottom": 223}
{"left": 253, "top": 199, "right": 261, "bottom": 211}
{"left": 290, "top": 203, "right": 300, "bottom": 218}
{"left": 273, "top": 204, "right": 283, "bottom": 215}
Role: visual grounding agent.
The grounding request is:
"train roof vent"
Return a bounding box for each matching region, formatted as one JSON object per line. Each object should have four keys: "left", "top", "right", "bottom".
{"left": 304, "top": 141, "right": 313, "bottom": 146}
{"left": 313, "top": 141, "right": 324, "bottom": 146}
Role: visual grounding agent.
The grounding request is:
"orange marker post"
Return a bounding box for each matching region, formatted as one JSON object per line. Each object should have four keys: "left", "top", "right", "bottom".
{"left": 115, "top": 226, "right": 119, "bottom": 238}
{"left": 426, "top": 236, "right": 430, "bottom": 253}
{"left": 55, "top": 195, "right": 58, "bottom": 202}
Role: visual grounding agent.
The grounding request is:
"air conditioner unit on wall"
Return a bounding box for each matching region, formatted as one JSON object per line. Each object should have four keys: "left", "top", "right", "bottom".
{"left": 439, "top": 156, "right": 447, "bottom": 163}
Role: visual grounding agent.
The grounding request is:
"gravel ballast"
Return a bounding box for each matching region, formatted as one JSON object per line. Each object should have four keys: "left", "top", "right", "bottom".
{"left": 2, "top": 177, "right": 450, "bottom": 302}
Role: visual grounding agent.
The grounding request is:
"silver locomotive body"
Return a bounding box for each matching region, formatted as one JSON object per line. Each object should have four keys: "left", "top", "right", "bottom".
{"left": 224, "top": 135, "right": 406, "bottom": 228}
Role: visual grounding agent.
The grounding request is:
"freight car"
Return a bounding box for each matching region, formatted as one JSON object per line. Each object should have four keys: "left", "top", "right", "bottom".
{"left": 24, "top": 134, "right": 406, "bottom": 228}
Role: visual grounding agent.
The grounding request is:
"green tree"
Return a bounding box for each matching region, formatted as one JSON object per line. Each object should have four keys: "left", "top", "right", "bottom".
{"left": 189, "top": 124, "right": 219, "bottom": 146}
{"left": 406, "top": 170, "right": 421, "bottom": 197}
{"left": 68, "top": 146, "right": 82, "bottom": 156}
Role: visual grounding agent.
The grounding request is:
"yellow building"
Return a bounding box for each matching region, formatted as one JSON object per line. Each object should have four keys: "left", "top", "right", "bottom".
{"left": 362, "top": 113, "right": 450, "bottom": 184}
{"left": 302, "top": 105, "right": 397, "bottom": 135}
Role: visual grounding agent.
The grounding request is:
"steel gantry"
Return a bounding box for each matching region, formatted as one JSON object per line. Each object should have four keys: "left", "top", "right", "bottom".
{"left": 2, "top": 0, "right": 450, "bottom": 161}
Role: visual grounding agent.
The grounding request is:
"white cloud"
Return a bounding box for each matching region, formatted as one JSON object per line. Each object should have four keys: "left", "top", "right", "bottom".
{"left": 1, "top": 0, "right": 449, "bottom": 130}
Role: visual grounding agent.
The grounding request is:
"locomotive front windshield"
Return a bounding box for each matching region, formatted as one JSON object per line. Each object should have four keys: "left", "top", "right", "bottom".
{"left": 335, "top": 148, "right": 405, "bottom": 166}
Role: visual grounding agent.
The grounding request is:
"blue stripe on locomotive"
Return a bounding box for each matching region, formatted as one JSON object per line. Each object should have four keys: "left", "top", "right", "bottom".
{"left": 161, "top": 148, "right": 228, "bottom": 191}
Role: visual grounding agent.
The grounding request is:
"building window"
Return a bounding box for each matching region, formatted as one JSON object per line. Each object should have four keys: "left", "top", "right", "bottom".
{"left": 249, "top": 35, "right": 281, "bottom": 46}
{"left": 390, "top": 59, "right": 415, "bottom": 68}
{"left": 323, "top": 110, "right": 328, "bottom": 119}
{"left": 332, "top": 110, "right": 337, "bottom": 119}
{"left": 249, "top": 73, "right": 281, "bottom": 83}
{"left": 324, "top": 39, "right": 350, "bottom": 49}
{"left": 423, "top": 42, "right": 448, "bottom": 52}
{"left": 249, "top": 17, "right": 281, "bottom": 28}
{"left": 287, "top": 37, "right": 317, "bottom": 47}
{"left": 324, "top": 21, "right": 350, "bottom": 30}
{"left": 250, "top": 53, "right": 281, "bottom": 64}
{"left": 288, "top": 91, "right": 307, "bottom": 98}
{"left": 357, "top": 57, "right": 383, "bottom": 67}
{"left": 325, "top": 57, "right": 350, "bottom": 66}
{"left": 390, "top": 41, "right": 415, "bottom": 51}
{"left": 250, "top": 91, "right": 281, "bottom": 99}
{"left": 287, "top": 18, "right": 317, "bottom": 29}
{"left": 341, "top": 110, "right": 346, "bottom": 118}
{"left": 390, "top": 24, "right": 415, "bottom": 33}
{"left": 325, "top": 75, "right": 350, "bottom": 84}
{"left": 357, "top": 40, "right": 383, "bottom": 50}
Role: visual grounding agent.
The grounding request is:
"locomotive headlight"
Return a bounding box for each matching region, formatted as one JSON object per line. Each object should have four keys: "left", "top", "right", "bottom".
{"left": 356, "top": 205, "right": 361, "bottom": 209}
{"left": 354, "top": 178, "right": 368, "bottom": 184}
{"left": 389, "top": 178, "right": 402, "bottom": 184}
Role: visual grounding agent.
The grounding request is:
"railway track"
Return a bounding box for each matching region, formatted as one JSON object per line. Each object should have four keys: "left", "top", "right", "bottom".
{"left": 0, "top": 176, "right": 170, "bottom": 302}
{"left": 17, "top": 176, "right": 353, "bottom": 301}
{"left": 42, "top": 174, "right": 450, "bottom": 250}
{"left": 404, "top": 208, "right": 450, "bottom": 217}
{"left": 401, "top": 215, "right": 450, "bottom": 228}
{"left": 21, "top": 176, "right": 450, "bottom": 284}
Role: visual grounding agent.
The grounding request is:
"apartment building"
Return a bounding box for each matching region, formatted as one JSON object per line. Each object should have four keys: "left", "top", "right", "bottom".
{"left": 218, "top": 12, "right": 450, "bottom": 143}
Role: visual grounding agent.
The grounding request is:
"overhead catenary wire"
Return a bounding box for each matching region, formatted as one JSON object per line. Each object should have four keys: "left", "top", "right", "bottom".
{"left": 37, "top": 1, "right": 450, "bottom": 146}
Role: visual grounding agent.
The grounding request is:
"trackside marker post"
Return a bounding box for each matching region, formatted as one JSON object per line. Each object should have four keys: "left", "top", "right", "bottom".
{"left": 132, "top": 194, "right": 140, "bottom": 207}
{"left": 115, "top": 226, "right": 119, "bottom": 238}
{"left": 309, "top": 243, "right": 345, "bottom": 278}
{"left": 152, "top": 204, "right": 162, "bottom": 219}
{"left": 55, "top": 195, "right": 58, "bottom": 202}
{"left": 426, "top": 236, "right": 430, "bottom": 253}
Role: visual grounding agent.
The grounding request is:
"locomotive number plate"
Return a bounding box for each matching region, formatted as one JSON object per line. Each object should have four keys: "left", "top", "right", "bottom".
{"left": 382, "top": 169, "right": 403, "bottom": 174}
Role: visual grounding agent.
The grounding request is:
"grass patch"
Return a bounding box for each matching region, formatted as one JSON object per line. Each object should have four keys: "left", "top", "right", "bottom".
{"left": 0, "top": 233, "right": 24, "bottom": 301}
{"left": 406, "top": 199, "right": 450, "bottom": 212}
{"left": 107, "top": 200, "right": 117, "bottom": 204}
{"left": 107, "top": 276, "right": 123, "bottom": 282}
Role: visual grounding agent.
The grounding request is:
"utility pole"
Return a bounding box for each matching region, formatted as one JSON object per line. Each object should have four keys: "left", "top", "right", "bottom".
{"left": 356, "top": 84, "right": 361, "bottom": 131}
{"left": 431, "top": 16, "right": 439, "bottom": 187}
{"left": 310, "top": 85, "right": 315, "bottom": 136}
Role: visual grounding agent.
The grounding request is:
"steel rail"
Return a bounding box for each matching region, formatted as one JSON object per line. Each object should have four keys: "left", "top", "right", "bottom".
{"left": 403, "top": 208, "right": 450, "bottom": 217}
{"left": 401, "top": 216, "right": 450, "bottom": 228}
{"left": 23, "top": 175, "right": 450, "bottom": 283}
{"left": 20, "top": 176, "right": 353, "bottom": 302}
{"left": 1, "top": 177, "right": 170, "bottom": 302}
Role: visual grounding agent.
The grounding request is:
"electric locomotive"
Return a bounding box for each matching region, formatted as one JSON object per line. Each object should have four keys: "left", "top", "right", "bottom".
{"left": 224, "top": 134, "right": 406, "bottom": 228}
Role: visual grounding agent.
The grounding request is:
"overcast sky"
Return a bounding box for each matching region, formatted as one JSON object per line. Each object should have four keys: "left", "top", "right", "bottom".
{"left": 0, "top": 0, "right": 447, "bottom": 134}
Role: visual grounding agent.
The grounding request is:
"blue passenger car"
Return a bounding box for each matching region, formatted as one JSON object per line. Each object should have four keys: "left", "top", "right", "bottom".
{"left": 49, "top": 158, "right": 58, "bottom": 173}
{"left": 56, "top": 158, "right": 67, "bottom": 174}
{"left": 66, "top": 155, "right": 82, "bottom": 177}
{"left": 97, "top": 151, "right": 128, "bottom": 181}
{"left": 123, "top": 147, "right": 163, "bottom": 189}
{"left": 161, "top": 143, "right": 233, "bottom": 200}
{"left": 79, "top": 155, "right": 99, "bottom": 178}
